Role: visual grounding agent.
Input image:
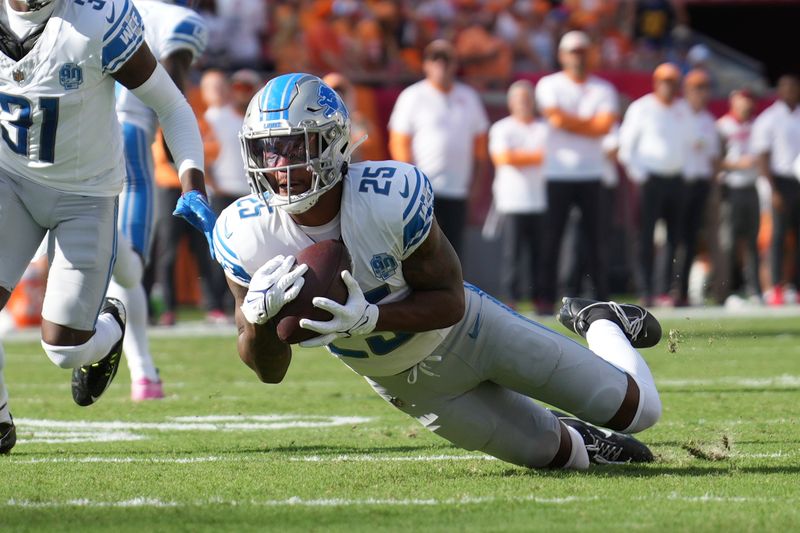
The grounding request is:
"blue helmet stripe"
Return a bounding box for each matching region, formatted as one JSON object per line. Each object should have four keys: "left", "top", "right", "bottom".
{"left": 279, "top": 73, "right": 303, "bottom": 119}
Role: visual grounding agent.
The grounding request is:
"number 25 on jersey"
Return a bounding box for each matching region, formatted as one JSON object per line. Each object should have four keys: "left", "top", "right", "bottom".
{"left": 0, "top": 92, "right": 59, "bottom": 163}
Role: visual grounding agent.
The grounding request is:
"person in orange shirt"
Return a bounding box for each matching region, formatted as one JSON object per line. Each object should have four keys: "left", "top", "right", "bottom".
{"left": 150, "top": 88, "right": 221, "bottom": 327}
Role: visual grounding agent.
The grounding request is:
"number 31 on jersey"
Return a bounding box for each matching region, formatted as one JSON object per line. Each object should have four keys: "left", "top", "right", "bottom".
{"left": 0, "top": 92, "right": 59, "bottom": 163}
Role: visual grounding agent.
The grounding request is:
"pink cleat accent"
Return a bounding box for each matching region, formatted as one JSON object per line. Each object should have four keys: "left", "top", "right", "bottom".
{"left": 131, "top": 378, "right": 164, "bottom": 401}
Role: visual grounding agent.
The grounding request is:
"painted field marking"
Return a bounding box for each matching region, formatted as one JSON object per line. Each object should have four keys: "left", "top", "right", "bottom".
{"left": 15, "top": 414, "right": 374, "bottom": 445}
{"left": 7, "top": 453, "right": 494, "bottom": 465}
{"left": 4, "top": 493, "right": 796, "bottom": 509}
{"left": 658, "top": 374, "right": 800, "bottom": 388}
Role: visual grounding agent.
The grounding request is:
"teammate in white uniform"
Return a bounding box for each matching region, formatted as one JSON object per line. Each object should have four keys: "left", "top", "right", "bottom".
{"left": 214, "top": 74, "right": 664, "bottom": 470}
{"left": 0, "top": 0, "right": 215, "bottom": 454}
{"left": 109, "top": 0, "right": 207, "bottom": 401}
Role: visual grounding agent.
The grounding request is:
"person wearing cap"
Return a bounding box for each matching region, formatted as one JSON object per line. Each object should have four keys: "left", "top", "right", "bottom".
{"left": 751, "top": 74, "right": 800, "bottom": 305}
{"left": 677, "top": 68, "right": 721, "bottom": 306}
{"left": 618, "top": 63, "right": 692, "bottom": 306}
{"left": 231, "top": 69, "right": 263, "bottom": 116}
{"left": 717, "top": 89, "right": 763, "bottom": 304}
{"left": 534, "top": 30, "right": 619, "bottom": 314}
{"left": 388, "top": 39, "right": 490, "bottom": 259}
{"left": 488, "top": 80, "right": 548, "bottom": 308}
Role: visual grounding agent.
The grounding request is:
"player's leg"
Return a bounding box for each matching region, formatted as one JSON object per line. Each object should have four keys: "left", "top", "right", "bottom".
{"left": 41, "top": 193, "right": 125, "bottom": 406}
{"left": 155, "top": 187, "right": 184, "bottom": 325}
{"left": 366, "top": 364, "right": 589, "bottom": 470}
{"left": 109, "top": 123, "right": 162, "bottom": 400}
{"left": 460, "top": 285, "right": 661, "bottom": 434}
{"left": 0, "top": 171, "right": 54, "bottom": 452}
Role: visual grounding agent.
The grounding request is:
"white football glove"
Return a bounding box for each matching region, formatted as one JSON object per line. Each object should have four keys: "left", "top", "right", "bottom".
{"left": 299, "top": 270, "right": 379, "bottom": 347}
{"left": 240, "top": 255, "right": 308, "bottom": 325}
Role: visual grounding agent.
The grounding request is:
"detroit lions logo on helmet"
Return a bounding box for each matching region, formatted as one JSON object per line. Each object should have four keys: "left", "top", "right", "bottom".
{"left": 318, "top": 85, "right": 347, "bottom": 119}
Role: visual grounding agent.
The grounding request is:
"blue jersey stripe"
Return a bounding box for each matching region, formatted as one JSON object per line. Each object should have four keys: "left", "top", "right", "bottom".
{"left": 103, "top": 0, "right": 131, "bottom": 41}
{"left": 402, "top": 168, "right": 423, "bottom": 220}
{"left": 212, "top": 220, "right": 240, "bottom": 261}
{"left": 104, "top": 33, "right": 143, "bottom": 73}
{"left": 165, "top": 35, "right": 205, "bottom": 56}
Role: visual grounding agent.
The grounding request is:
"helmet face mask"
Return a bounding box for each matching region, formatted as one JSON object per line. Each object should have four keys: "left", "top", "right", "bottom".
{"left": 25, "top": 0, "right": 55, "bottom": 10}
{"left": 240, "top": 74, "right": 356, "bottom": 215}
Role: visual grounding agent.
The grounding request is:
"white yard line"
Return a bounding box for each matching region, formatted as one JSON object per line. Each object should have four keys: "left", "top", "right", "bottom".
{"left": 7, "top": 453, "right": 494, "bottom": 465}
{"left": 4, "top": 493, "right": 795, "bottom": 509}
{"left": 288, "top": 454, "right": 495, "bottom": 462}
{"left": 658, "top": 375, "right": 800, "bottom": 388}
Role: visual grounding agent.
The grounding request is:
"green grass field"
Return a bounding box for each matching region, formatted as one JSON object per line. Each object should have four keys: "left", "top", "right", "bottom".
{"left": 2, "top": 315, "right": 799, "bottom": 532}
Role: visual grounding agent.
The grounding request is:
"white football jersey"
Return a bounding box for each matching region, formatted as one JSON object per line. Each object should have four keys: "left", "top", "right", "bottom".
{"left": 213, "top": 160, "right": 454, "bottom": 377}
{"left": 115, "top": 0, "right": 207, "bottom": 135}
{"left": 0, "top": 0, "right": 145, "bottom": 196}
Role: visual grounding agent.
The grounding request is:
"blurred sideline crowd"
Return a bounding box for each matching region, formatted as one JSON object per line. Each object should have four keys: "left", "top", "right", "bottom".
{"left": 199, "top": 0, "right": 698, "bottom": 87}
{"left": 5, "top": 4, "right": 800, "bottom": 331}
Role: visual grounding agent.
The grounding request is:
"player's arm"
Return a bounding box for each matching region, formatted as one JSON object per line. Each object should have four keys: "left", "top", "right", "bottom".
{"left": 374, "top": 219, "right": 465, "bottom": 331}
{"left": 159, "top": 49, "right": 193, "bottom": 161}
{"left": 228, "top": 277, "right": 292, "bottom": 384}
{"left": 112, "top": 44, "right": 206, "bottom": 195}
{"left": 298, "top": 219, "right": 464, "bottom": 347}
{"left": 113, "top": 44, "right": 215, "bottom": 250}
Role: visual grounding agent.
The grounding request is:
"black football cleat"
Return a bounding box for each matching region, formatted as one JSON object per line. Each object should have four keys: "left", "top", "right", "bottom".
{"left": 557, "top": 297, "right": 662, "bottom": 348}
{"left": 558, "top": 415, "right": 654, "bottom": 464}
{"left": 71, "top": 298, "right": 126, "bottom": 407}
{"left": 0, "top": 414, "right": 16, "bottom": 455}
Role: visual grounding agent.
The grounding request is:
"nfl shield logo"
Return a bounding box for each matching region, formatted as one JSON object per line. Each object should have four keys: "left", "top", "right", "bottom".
{"left": 59, "top": 63, "right": 83, "bottom": 90}
{"left": 12, "top": 69, "right": 24, "bottom": 82}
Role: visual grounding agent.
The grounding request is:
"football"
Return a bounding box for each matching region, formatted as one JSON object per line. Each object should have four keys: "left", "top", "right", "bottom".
{"left": 274, "top": 239, "right": 352, "bottom": 344}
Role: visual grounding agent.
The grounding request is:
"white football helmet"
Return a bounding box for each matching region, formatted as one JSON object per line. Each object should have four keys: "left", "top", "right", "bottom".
{"left": 240, "top": 73, "right": 362, "bottom": 214}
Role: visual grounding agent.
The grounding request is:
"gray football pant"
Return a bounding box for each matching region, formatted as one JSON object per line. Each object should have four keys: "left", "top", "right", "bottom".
{"left": 366, "top": 284, "right": 632, "bottom": 468}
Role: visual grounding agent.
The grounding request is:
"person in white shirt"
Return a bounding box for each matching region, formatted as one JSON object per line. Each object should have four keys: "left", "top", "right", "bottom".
{"left": 534, "top": 30, "right": 619, "bottom": 314}
{"left": 388, "top": 40, "right": 490, "bottom": 258}
{"left": 488, "top": 80, "right": 548, "bottom": 308}
{"left": 717, "top": 89, "right": 762, "bottom": 302}
{"left": 678, "top": 69, "right": 721, "bottom": 306}
{"left": 201, "top": 70, "right": 253, "bottom": 208}
{"left": 751, "top": 74, "right": 800, "bottom": 305}
{"left": 619, "top": 63, "right": 692, "bottom": 305}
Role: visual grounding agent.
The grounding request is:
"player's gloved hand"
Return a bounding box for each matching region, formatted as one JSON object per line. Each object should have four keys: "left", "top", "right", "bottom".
{"left": 299, "top": 271, "right": 379, "bottom": 347}
{"left": 241, "top": 255, "right": 309, "bottom": 325}
{"left": 173, "top": 190, "right": 217, "bottom": 258}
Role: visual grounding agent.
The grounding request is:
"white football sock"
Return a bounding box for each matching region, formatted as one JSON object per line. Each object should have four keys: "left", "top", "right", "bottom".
{"left": 107, "top": 280, "right": 159, "bottom": 382}
{"left": 563, "top": 425, "right": 590, "bottom": 471}
{"left": 585, "top": 319, "right": 661, "bottom": 433}
{"left": 41, "top": 314, "right": 122, "bottom": 368}
{"left": 585, "top": 319, "right": 656, "bottom": 389}
{"left": 0, "top": 341, "right": 10, "bottom": 422}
